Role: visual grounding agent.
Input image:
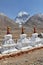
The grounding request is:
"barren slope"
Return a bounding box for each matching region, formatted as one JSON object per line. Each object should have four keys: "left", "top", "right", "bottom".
{"left": 0, "top": 47, "right": 43, "bottom": 65}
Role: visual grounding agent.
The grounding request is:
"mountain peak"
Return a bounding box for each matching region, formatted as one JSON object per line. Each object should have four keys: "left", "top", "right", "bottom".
{"left": 15, "top": 11, "right": 29, "bottom": 24}
{"left": 18, "top": 11, "right": 29, "bottom": 17}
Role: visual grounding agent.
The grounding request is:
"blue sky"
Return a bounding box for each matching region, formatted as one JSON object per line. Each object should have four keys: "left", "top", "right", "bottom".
{"left": 0, "top": 0, "right": 43, "bottom": 19}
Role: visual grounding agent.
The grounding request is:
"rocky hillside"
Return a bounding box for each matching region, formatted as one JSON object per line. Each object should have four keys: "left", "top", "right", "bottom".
{"left": 24, "top": 13, "right": 43, "bottom": 33}
{"left": 0, "top": 13, "right": 19, "bottom": 30}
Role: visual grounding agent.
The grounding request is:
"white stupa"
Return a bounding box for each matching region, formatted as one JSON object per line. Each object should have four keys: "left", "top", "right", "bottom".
{"left": 0, "top": 26, "right": 43, "bottom": 54}
{"left": 0, "top": 27, "right": 17, "bottom": 54}
{"left": 28, "top": 33, "right": 41, "bottom": 46}
{"left": 28, "top": 27, "right": 42, "bottom": 47}
{"left": 16, "top": 26, "right": 32, "bottom": 50}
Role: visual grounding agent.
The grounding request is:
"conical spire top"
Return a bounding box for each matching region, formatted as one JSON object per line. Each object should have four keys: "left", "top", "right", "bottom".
{"left": 21, "top": 26, "right": 24, "bottom": 34}
{"left": 34, "top": 27, "right": 36, "bottom": 33}
{"left": 7, "top": 26, "right": 11, "bottom": 34}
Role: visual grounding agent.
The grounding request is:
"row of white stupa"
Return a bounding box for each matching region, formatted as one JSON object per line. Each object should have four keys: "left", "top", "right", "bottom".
{"left": 0, "top": 27, "right": 43, "bottom": 54}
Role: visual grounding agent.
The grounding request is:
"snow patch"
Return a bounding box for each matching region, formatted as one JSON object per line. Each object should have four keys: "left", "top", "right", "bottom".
{"left": 18, "top": 11, "right": 28, "bottom": 17}
{"left": 0, "top": 13, "right": 7, "bottom": 16}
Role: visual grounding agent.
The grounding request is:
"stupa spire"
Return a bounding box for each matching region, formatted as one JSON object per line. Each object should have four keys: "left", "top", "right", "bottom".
{"left": 34, "top": 27, "right": 36, "bottom": 33}
{"left": 21, "top": 26, "right": 24, "bottom": 34}
{"left": 7, "top": 26, "right": 11, "bottom": 34}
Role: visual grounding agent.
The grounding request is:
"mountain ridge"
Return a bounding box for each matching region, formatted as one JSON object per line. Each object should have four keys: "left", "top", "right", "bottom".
{"left": 0, "top": 13, "right": 19, "bottom": 30}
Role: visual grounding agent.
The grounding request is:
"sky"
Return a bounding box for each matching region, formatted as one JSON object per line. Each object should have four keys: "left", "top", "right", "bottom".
{"left": 0, "top": 0, "right": 43, "bottom": 19}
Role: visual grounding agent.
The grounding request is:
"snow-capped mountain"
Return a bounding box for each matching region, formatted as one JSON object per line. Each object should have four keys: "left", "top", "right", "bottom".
{"left": 15, "top": 11, "right": 29, "bottom": 24}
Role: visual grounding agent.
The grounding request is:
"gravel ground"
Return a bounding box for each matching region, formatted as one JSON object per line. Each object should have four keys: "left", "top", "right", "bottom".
{"left": 0, "top": 47, "right": 43, "bottom": 65}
